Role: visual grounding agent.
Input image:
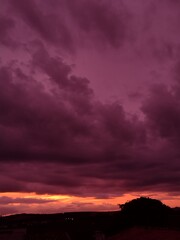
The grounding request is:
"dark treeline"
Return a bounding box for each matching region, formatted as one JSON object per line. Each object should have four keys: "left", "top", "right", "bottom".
{"left": 0, "top": 197, "right": 180, "bottom": 240}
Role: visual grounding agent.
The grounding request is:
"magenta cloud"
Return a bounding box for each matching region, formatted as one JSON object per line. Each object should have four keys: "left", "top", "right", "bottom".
{"left": 0, "top": 0, "right": 180, "bottom": 206}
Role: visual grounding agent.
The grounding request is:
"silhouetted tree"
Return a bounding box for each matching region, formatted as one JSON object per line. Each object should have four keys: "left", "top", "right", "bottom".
{"left": 119, "top": 197, "right": 172, "bottom": 227}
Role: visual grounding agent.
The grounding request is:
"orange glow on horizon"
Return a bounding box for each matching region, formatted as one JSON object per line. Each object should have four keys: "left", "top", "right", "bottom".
{"left": 0, "top": 192, "right": 180, "bottom": 216}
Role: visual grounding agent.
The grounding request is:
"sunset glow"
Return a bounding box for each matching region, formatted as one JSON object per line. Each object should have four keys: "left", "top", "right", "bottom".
{"left": 0, "top": 192, "right": 180, "bottom": 216}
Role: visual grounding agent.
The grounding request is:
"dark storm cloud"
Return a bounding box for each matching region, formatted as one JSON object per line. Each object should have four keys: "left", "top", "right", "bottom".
{"left": 9, "top": 0, "right": 73, "bottom": 51}
{"left": 0, "top": 174, "right": 25, "bottom": 192}
{"left": 127, "top": 0, "right": 180, "bottom": 63}
{"left": 128, "top": 91, "right": 143, "bottom": 100}
{"left": 1, "top": 0, "right": 180, "bottom": 202}
{"left": 1, "top": 46, "right": 180, "bottom": 197}
{"left": 65, "top": 0, "right": 129, "bottom": 48}
{"left": 142, "top": 84, "right": 180, "bottom": 140}
{"left": 6, "top": 0, "right": 130, "bottom": 51}
{"left": 31, "top": 44, "right": 93, "bottom": 100}
{"left": 0, "top": 47, "right": 147, "bottom": 196}
{"left": 0, "top": 15, "right": 16, "bottom": 47}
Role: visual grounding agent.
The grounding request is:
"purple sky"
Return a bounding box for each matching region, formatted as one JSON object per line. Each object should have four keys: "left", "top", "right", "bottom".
{"left": 1, "top": 0, "right": 180, "bottom": 215}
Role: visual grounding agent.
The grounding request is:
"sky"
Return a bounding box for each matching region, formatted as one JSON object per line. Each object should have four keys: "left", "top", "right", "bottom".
{"left": 1, "top": 0, "right": 180, "bottom": 215}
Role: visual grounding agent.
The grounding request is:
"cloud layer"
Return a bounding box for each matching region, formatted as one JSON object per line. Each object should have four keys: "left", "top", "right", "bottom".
{"left": 0, "top": 0, "right": 180, "bottom": 214}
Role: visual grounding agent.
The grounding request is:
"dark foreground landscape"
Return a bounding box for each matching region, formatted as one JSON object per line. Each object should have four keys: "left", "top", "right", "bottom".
{"left": 1, "top": 197, "right": 180, "bottom": 240}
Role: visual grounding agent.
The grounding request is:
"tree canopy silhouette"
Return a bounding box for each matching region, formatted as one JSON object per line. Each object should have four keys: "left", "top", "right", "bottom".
{"left": 119, "top": 197, "right": 171, "bottom": 227}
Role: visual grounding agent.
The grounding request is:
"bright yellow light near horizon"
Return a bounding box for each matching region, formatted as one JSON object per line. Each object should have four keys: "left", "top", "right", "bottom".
{"left": 0, "top": 192, "right": 72, "bottom": 202}
{"left": 0, "top": 192, "right": 135, "bottom": 207}
{"left": 0, "top": 191, "right": 180, "bottom": 209}
{"left": 0, "top": 192, "right": 113, "bottom": 212}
